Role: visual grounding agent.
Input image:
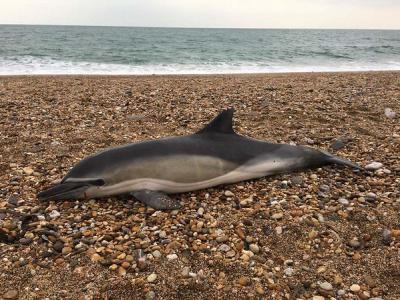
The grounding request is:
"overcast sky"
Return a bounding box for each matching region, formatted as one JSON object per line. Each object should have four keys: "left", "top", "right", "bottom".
{"left": 1, "top": 0, "right": 399, "bottom": 29}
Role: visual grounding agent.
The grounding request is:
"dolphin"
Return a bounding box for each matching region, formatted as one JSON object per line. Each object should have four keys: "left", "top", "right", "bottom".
{"left": 38, "top": 108, "right": 360, "bottom": 209}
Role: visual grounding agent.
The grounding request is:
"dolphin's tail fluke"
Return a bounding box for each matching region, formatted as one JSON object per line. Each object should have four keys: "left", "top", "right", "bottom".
{"left": 321, "top": 150, "right": 362, "bottom": 170}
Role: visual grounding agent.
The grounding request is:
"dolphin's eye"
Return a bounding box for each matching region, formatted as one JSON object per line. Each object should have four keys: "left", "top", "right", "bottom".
{"left": 92, "top": 179, "right": 105, "bottom": 186}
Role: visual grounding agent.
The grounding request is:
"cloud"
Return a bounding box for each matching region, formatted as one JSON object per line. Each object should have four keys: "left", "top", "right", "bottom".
{"left": 1, "top": 0, "right": 399, "bottom": 29}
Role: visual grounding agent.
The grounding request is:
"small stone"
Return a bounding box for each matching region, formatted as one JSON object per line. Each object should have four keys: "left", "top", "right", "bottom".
{"left": 310, "top": 174, "right": 318, "bottom": 180}
{"left": 284, "top": 267, "right": 294, "bottom": 276}
{"left": 271, "top": 212, "right": 283, "bottom": 220}
{"left": 23, "top": 167, "right": 34, "bottom": 175}
{"left": 365, "top": 162, "right": 383, "bottom": 171}
{"left": 158, "top": 231, "right": 167, "bottom": 239}
{"left": 62, "top": 247, "right": 72, "bottom": 255}
{"left": 181, "top": 266, "right": 190, "bottom": 277}
{"left": 2, "top": 290, "right": 18, "bottom": 299}
{"left": 49, "top": 210, "right": 61, "bottom": 219}
{"left": 167, "top": 253, "right": 178, "bottom": 261}
{"left": 338, "top": 198, "right": 349, "bottom": 205}
{"left": 152, "top": 250, "right": 162, "bottom": 258}
{"left": 19, "top": 238, "right": 32, "bottom": 245}
{"left": 291, "top": 176, "right": 303, "bottom": 185}
{"left": 348, "top": 238, "right": 361, "bottom": 249}
{"left": 147, "top": 273, "right": 157, "bottom": 283}
{"left": 255, "top": 285, "right": 264, "bottom": 295}
{"left": 382, "top": 229, "right": 392, "bottom": 245}
{"left": 8, "top": 195, "right": 18, "bottom": 206}
{"left": 384, "top": 107, "right": 396, "bottom": 119}
{"left": 365, "top": 192, "right": 377, "bottom": 202}
{"left": 118, "top": 266, "right": 126, "bottom": 276}
{"left": 226, "top": 250, "right": 236, "bottom": 258}
{"left": 219, "top": 244, "right": 231, "bottom": 252}
{"left": 91, "top": 253, "right": 103, "bottom": 262}
{"left": 312, "top": 296, "right": 325, "bottom": 300}
{"left": 224, "top": 190, "right": 234, "bottom": 197}
{"left": 319, "top": 185, "right": 330, "bottom": 193}
{"left": 53, "top": 240, "right": 64, "bottom": 252}
{"left": 350, "top": 284, "right": 360, "bottom": 292}
{"left": 319, "top": 281, "right": 333, "bottom": 291}
{"left": 275, "top": 226, "right": 283, "bottom": 234}
{"left": 145, "top": 291, "right": 156, "bottom": 300}
{"left": 249, "top": 244, "right": 260, "bottom": 254}
{"left": 331, "top": 139, "right": 346, "bottom": 151}
{"left": 238, "top": 276, "right": 251, "bottom": 286}
{"left": 197, "top": 207, "right": 204, "bottom": 215}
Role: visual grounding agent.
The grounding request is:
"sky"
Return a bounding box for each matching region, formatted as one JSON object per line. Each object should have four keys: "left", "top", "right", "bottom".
{"left": 1, "top": 0, "right": 400, "bottom": 29}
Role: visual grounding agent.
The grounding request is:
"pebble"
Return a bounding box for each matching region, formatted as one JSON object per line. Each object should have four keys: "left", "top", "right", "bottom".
{"left": 152, "top": 250, "right": 162, "bottom": 258}
{"left": 275, "top": 226, "right": 283, "bottom": 234}
{"left": 338, "top": 197, "right": 349, "bottom": 205}
{"left": 62, "top": 247, "right": 72, "bottom": 255}
{"left": 181, "top": 266, "right": 190, "bottom": 277}
{"left": 384, "top": 107, "right": 396, "bottom": 119}
{"left": 49, "top": 210, "right": 61, "bottom": 219}
{"left": 23, "top": 166, "right": 34, "bottom": 175}
{"left": 348, "top": 238, "right": 361, "bottom": 249}
{"left": 224, "top": 190, "right": 234, "bottom": 197}
{"left": 319, "top": 281, "right": 333, "bottom": 291}
{"left": 271, "top": 212, "right": 283, "bottom": 220}
{"left": 291, "top": 176, "right": 303, "bottom": 185}
{"left": 382, "top": 229, "right": 392, "bottom": 245}
{"left": 147, "top": 273, "right": 157, "bottom": 283}
{"left": 365, "top": 192, "right": 377, "bottom": 202}
{"left": 249, "top": 243, "right": 260, "bottom": 254}
{"left": 145, "top": 291, "right": 156, "bottom": 300}
{"left": 312, "top": 296, "right": 325, "bottom": 300}
{"left": 365, "top": 162, "right": 383, "bottom": 171}
{"left": 284, "top": 267, "right": 294, "bottom": 276}
{"left": 167, "top": 253, "right": 178, "bottom": 261}
{"left": 238, "top": 276, "right": 251, "bottom": 286}
{"left": 319, "top": 184, "right": 330, "bottom": 193}
{"left": 19, "top": 237, "right": 32, "bottom": 245}
{"left": 331, "top": 139, "right": 346, "bottom": 150}
{"left": 8, "top": 195, "right": 18, "bottom": 206}
{"left": 219, "top": 244, "right": 231, "bottom": 252}
{"left": 2, "top": 290, "right": 19, "bottom": 299}
{"left": 350, "top": 284, "right": 361, "bottom": 292}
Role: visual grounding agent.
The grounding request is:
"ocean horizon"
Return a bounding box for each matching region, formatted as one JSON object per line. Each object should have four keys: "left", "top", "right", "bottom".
{"left": 1, "top": 24, "right": 399, "bottom": 75}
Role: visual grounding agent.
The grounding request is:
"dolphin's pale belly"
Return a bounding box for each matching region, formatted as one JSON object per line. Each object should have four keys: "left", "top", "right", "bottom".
{"left": 84, "top": 154, "right": 304, "bottom": 197}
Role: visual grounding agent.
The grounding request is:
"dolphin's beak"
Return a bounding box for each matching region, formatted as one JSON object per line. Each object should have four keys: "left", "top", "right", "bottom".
{"left": 37, "top": 182, "right": 91, "bottom": 201}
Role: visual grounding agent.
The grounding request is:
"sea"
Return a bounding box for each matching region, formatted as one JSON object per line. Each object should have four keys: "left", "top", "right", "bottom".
{"left": 0, "top": 25, "right": 399, "bottom": 75}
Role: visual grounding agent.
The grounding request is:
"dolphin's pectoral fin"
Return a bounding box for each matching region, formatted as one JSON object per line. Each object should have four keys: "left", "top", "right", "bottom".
{"left": 131, "top": 190, "right": 181, "bottom": 210}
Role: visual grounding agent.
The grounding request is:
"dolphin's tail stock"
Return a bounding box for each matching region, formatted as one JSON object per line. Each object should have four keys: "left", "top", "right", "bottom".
{"left": 321, "top": 150, "right": 362, "bottom": 170}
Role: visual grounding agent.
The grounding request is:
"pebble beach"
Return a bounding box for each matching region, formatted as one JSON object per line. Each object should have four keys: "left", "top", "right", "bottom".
{"left": 0, "top": 71, "right": 399, "bottom": 299}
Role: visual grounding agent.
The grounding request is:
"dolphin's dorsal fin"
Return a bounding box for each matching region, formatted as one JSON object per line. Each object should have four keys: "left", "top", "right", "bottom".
{"left": 196, "top": 108, "right": 235, "bottom": 134}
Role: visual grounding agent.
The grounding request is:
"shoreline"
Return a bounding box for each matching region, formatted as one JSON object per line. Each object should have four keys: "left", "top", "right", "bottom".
{"left": 1, "top": 69, "right": 400, "bottom": 77}
{"left": 0, "top": 71, "right": 399, "bottom": 299}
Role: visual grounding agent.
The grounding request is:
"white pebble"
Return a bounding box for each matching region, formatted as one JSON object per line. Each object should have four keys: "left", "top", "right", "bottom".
{"left": 167, "top": 254, "right": 178, "bottom": 261}
{"left": 365, "top": 162, "right": 383, "bottom": 171}
{"left": 147, "top": 273, "right": 157, "bottom": 283}
{"left": 224, "top": 190, "right": 234, "bottom": 197}
{"left": 49, "top": 210, "right": 60, "bottom": 219}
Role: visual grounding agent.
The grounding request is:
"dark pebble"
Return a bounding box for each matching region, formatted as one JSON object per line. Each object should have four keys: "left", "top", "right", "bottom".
{"left": 382, "top": 229, "right": 392, "bottom": 246}
{"left": 19, "top": 238, "right": 32, "bottom": 245}
{"left": 53, "top": 240, "right": 64, "bottom": 252}
{"left": 8, "top": 195, "right": 19, "bottom": 206}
